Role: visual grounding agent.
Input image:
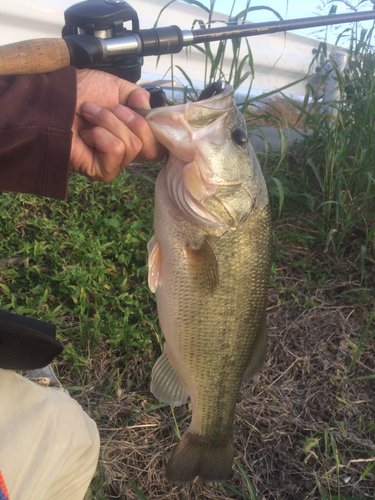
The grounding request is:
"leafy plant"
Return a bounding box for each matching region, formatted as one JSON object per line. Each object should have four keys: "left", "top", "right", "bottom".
{"left": 0, "top": 173, "right": 160, "bottom": 376}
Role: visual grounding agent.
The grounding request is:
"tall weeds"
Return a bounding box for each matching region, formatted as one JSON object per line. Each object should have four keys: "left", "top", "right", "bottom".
{"left": 295, "top": 25, "right": 375, "bottom": 258}
{"left": 155, "top": 0, "right": 283, "bottom": 107}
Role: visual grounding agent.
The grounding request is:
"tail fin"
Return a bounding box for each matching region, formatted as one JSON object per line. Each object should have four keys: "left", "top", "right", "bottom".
{"left": 166, "top": 430, "right": 233, "bottom": 484}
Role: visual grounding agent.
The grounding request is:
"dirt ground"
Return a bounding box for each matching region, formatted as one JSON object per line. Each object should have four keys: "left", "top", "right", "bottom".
{"left": 67, "top": 235, "right": 375, "bottom": 500}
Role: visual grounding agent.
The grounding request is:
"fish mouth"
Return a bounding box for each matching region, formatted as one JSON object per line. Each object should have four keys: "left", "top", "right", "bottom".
{"left": 143, "top": 85, "right": 244, "bottom": 231}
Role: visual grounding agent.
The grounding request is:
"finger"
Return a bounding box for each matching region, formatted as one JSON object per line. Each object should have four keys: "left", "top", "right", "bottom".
{"left": 113, "top": 104, "right": 166, "bottom": 162}
{"left": 81, "top": 102, "right": 143, "bottom": 160}
{"left": 79, "top": 126, "right": 127, "bottom": 181}
{"left": 80, "top": 103, "right": 143, "bottom": 179}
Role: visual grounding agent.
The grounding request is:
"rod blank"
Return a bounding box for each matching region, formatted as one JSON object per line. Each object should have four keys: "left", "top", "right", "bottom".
{"left": 185, "top": 10, "right": 375, "bottom": 45}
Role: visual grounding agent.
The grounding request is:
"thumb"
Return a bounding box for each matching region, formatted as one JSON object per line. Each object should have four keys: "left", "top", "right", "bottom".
{"left": 120, "top": 86, "right": 151, "bottom": 111}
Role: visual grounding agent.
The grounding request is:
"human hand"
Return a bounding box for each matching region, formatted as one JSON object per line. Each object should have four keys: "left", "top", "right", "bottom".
{"left": 70, "top": 69, "right": 165, "bottom": 182}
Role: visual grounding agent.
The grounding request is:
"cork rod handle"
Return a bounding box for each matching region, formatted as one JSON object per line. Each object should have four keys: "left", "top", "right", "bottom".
{"left": 0, "top": 38, "right": 71, "bottom": 75}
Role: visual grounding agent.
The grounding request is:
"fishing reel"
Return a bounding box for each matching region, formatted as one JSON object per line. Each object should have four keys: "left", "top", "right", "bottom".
{"left": 62, "top": 0, "right": 176, "bottom": 106}
{"left": 62, "top": 0, "right": 143, "bottom": 82}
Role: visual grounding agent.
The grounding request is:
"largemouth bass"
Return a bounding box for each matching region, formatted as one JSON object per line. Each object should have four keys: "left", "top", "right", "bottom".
{"left": 144, "top": 84, "right": 272, "bottom": 484}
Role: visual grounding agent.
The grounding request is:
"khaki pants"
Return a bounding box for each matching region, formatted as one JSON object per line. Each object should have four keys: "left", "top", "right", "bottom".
{"left": 0, "top": 369, "right": 100, "bottom": 500}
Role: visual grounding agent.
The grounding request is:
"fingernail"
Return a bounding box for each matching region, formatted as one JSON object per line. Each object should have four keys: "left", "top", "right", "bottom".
{"left": 82, "top": 102, "right": 102, "bottom": 115}
{"left": 113, "top": 105, "right": 136, "bottom": 124}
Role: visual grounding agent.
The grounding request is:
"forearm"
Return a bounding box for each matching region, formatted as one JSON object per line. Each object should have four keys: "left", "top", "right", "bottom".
{"left": 0, "top": 67, "right": 76, "bottom": 200}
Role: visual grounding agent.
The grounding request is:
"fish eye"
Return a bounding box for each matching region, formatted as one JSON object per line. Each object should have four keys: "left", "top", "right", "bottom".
{"left": 231, "top": 128, "right": 248, "bottom": 147}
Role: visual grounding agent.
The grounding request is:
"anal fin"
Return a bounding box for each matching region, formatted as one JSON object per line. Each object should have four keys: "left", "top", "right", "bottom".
{"left": 151, "top": 348, "right": 189, "bottom": 406}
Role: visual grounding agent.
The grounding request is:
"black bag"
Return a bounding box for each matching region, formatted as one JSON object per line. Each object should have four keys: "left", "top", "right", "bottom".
{"left": 0, "top": 310, "right": 64, "bottom": 370}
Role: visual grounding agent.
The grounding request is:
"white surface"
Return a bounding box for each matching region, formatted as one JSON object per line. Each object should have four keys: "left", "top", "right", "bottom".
{"left": 0, "top": 0, "right": 343, "bottom": 96}
{"left": 320, "top": 51, "right": 349, "bottom": 118}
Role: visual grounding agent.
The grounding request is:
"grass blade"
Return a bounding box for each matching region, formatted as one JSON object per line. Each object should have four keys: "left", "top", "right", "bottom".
{"left": 126, "top": 472, "right": 149, "bottom": 500}
{"left": 234, "top": 459, "right": 258, "bottom": 500}
{"left": 360, "top": 461, "right": 375, "bottom": 480}
{"left": 271, "top": 177, "right": 285, "bottom": 219}
{"left": 347, "top": 311, "right": 375, "bottom": 372}
{"left": 220, "top": 482, "right": 252, "bottom": 499}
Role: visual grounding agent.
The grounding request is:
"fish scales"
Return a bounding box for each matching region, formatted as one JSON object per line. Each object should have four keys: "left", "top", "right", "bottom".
{"left": 144, "top": 84, "right": 272, "bottom": 484}
{"left": 156, "top": 201, "right": 271, "bottom": 436}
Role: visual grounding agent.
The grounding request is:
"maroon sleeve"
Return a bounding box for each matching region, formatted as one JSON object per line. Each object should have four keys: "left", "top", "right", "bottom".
{"left": 0, "top": 66, "right": 77, "bottom": 200}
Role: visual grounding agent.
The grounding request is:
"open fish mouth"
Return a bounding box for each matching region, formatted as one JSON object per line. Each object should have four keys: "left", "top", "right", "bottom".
{"left": 138, "top": 85, "right": 234, "bottom": 157}
{"left": 141, "top": 85, "right": 255, "bottom": 231}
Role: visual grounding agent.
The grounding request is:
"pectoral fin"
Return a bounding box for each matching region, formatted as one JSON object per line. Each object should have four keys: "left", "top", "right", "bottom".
{"left": 151, "top": 347, "right": 189, "bottom": 406}
{"left": 147, "top": 235, "right": 161, "bottom": 293}
{"left": 185, "top": 236, "right": 219, "bottom": 292}
{"left": 242, "top": 315, "right": 267, "bottom": 383}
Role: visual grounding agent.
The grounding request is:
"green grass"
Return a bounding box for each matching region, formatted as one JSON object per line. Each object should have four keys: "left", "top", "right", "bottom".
{"left": 0, "top": 173, "right": 161, "bottom": 379}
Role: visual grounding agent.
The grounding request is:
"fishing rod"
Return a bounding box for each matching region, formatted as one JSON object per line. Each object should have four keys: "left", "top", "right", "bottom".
{"left": 0, "top": 0, "right": 374, "bottom": 81}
